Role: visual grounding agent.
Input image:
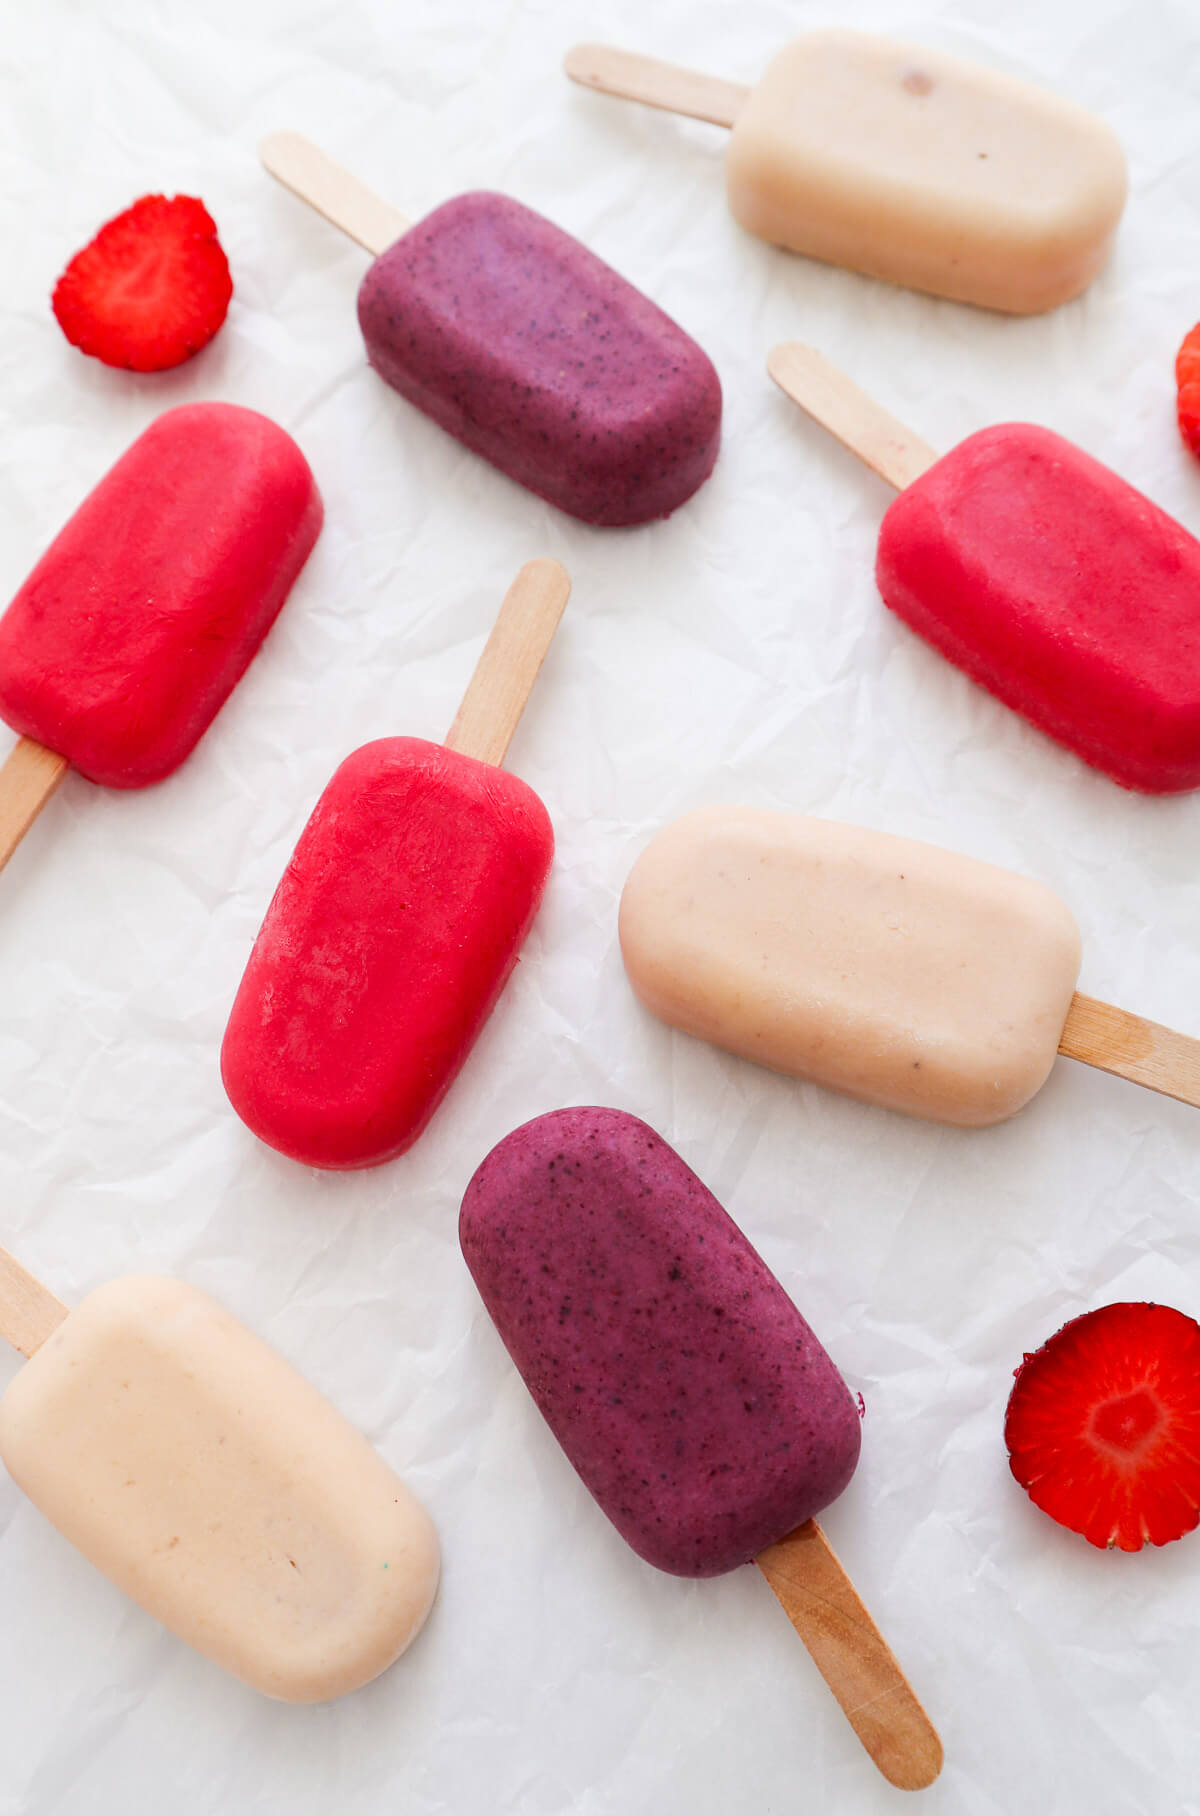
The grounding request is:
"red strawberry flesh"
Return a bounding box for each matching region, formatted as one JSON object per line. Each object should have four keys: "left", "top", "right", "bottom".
{"left": 1004, "top": 1301, "right": 1200, "bottom": 1552}
{"left": 52, "top": 194, "right": 232, "bottom": 373}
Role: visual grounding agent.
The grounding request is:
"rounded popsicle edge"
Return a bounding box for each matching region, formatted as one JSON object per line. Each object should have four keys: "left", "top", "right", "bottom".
{"left": 756, "top": 1521, "right": 943, "bottom": 1790}
{"left": 259, "top": 130, "right": 411, "bottom": 256}
{"left": 767, "top": 341, "right": 938, "bottom": 490}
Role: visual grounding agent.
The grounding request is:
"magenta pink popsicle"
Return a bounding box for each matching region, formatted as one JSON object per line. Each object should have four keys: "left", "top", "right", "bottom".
{"left": 877, "top": 424, "right": 1200, "bottom": 792}
{"left": 222, "top": 558, "right": 568, "bottom": 1171}
{"left": 0, "top": 403, "right": 322, "bottom": 789}
{"left": 222, "top": 736, "right": 553, "bottom": 1169}
{"left": 770, "top": 341, "right": 1200, "bottom": 792}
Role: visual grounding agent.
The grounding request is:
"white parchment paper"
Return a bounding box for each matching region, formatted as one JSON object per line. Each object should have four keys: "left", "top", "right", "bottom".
{"left": 1, "top": 1, "right": 1199, "bottom": 1810}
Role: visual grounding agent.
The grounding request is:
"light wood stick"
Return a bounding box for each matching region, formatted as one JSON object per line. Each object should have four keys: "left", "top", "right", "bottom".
{"left": 259, "top": 131, "right": 410, "bottom": 258}
{"left": 564, "top": 44, "right": 750, "bottom": 130}
{"left": 0, "top": 736, "right": 69, "bottom": 877}
{"left": 444, "top": 560, "right": 571, "bottom": 767}
{"left": 756, "top": 1520, "right": 943, "bottom": 1791}
{"left": 768, "top": 342, "right": 940, "bottom": 491}
{"left": 0, "top": 1248, "right": 68, "bottom": 1359}
{"left": 1059, "top": 992, "right": 1200, "bottom": 1110}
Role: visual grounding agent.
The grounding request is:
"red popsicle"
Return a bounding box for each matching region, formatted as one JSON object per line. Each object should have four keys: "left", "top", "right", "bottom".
{"left": 0, "top": 403, "right": 322, "bottom": 869}
{"left": 769, "top": 342, "right": 1200, "bottom": 792}
{"left": 221, "top": 559, "right": 568, "bottom": 1169}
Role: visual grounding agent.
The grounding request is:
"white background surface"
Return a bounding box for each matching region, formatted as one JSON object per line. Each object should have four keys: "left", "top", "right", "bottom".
{"left": 1, "top": 0, "right": 1198, "bottom": 1810}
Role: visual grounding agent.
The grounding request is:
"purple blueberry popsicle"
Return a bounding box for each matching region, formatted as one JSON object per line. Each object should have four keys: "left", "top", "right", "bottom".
{"left": 460, "top": 1108, "right": 941, "bottom": 1788}
{"left": 357, "top": 192, "right": 721, "bottom": 527}
{"left": 460, "top": 1105, "right": 859, "bottom": 1575}
{"left": 260, "top": 135, "right": 721, "bottom": 527}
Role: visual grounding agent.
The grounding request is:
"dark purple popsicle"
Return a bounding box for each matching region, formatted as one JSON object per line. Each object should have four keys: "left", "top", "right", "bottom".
{"left": 459, "top": 1107, "right": 861, "bottom": 1577}
{"left": 356, "top": 193, "right": 722, "bottom": 527}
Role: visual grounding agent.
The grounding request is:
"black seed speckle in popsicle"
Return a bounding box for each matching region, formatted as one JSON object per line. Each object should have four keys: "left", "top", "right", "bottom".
{"left": 458, "top": 1108, "right": 861, "bottom": 1578}
{"left": 355, "top": 193, "right": 722, "bottom": 527}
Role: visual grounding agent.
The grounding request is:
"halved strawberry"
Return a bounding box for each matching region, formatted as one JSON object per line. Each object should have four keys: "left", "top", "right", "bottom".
{"left": 1175, "top": 323, "right": 1200, "bottom": 459}
{"left": 1005, "top": 1302, "right": 1200, "bottom": 1552}
{"left": 52, "top": 194, "right": 232, "bottom": 373}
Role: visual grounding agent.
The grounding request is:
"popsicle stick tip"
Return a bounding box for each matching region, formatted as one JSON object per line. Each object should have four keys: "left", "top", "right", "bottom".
{"left": 768, "top": 341, "right": 844, "bottom": 397}
{"left": 767, "top": 342, "right": 939, "bottom": 492}
{"left": 258, "top": 129, "right": 310, "bottom": 174}
{"left": 516, "top": 557, "right": 571, "bottom": 600}
{"left": 755, "top": 1521, "right": 942, "bottom": 1790}
{"left": 564, "top": 43, "right": 605, "bottom": 82}
{"left": 257, "top": 131, "right": 410, "bottom": 255}
{"left": 561, "top": 42, "right": 747, "bottom": 129}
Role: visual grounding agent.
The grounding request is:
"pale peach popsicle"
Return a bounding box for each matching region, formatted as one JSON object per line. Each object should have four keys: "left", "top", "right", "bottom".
{"left": 566, "top": 30, "right": 1127, "bottom": 313}
{"left": 0, "top": 1262, "right": 439, "bottom": 1701}
{"left": 619, "top": 807, "right": 1200, "bottom": 1127}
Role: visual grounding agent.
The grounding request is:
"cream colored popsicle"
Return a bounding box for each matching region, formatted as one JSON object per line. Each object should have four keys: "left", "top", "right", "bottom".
{"left": 619, "top": 806, "right": 1200, "bottom": 1127}
{"left": 566, "top": 31, "right": 1127, "bottom": 313}
{"left": 0, "top": 1258, "right": 439, "bottom": 1701}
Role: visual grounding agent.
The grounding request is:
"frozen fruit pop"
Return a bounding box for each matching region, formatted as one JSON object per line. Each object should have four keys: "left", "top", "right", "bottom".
{"left": 222, "top": 559, "right": 568, "bottom": 1169}
{"left": 620, "top": 806, "right": 1200, "bottom": 1127}
{"left": 0, "top": 402, "right": 322, "bottom": 872}
{"left": 259, "top": 132, "right": 721, "bottom": 526}
{"left": 566, "top": 32, "right": 1126, "bottom": 314}
{"left": 769, "top": 341, "right": 1200, "bottom": 793}
{"left": 461, "top": 1108, "right": 942, "bottom": 1790}
{"left": 0, "top": 1249, "right": 438, "bottom": 1701}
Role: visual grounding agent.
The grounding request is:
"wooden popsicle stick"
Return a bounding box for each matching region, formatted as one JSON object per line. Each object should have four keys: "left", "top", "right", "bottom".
{"left": 564, "top": 44, "right": 750, "bottom": 130}
{"left": 0, "top": 736, "right": 69, "bottom": 877}
{"left": 444, "top": 560, "right": 571, "bottom": 768}
{"left": 1059, "top": 992, "right": 1200, "bottom": 1110}
{"left": 0, "top": 1248, "right": 68, "bottom": 1359}
{"left": 768, "top": 342, "right": 940, "bottom": 492}
{"left": 259, "top": 131, "right": 410, "bottom": 258}
{"left": 756, "top": 1519, "right": 943, "bottom": 1791}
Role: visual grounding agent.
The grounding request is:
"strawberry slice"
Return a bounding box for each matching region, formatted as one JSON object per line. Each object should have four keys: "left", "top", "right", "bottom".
{"left": 1176, "top": 323, "right": 1200, "bottom": 460}
{"left": 1005, "top": 1302, "right": 1200, "bottom": 1552}
{"left": 52, "top": 194, "right": 232, "bottom": 373}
